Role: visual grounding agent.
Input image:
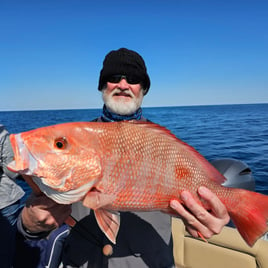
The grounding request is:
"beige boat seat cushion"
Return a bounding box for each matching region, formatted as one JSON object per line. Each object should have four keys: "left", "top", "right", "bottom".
{"left": 172, "top": 218, "right": 268, "bottom": 268}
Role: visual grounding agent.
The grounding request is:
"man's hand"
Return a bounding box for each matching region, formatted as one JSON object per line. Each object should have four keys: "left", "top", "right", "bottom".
{"left": 21, "top": 193, "right": 72, "bottom": 233}
{"left": 170, "top": 186, "right": 230, "bottom": 239}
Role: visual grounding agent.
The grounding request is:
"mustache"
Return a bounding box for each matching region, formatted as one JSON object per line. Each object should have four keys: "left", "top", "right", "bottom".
{"left": 111, "top": 88, "right": 135, "bottom": 98}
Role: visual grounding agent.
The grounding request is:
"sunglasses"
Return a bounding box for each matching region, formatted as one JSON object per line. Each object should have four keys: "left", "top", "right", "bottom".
{"left": 107, "top": 75, "right": 142, "bottom": 85}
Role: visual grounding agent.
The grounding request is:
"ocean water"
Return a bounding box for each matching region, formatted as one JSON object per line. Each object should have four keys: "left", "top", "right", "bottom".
{"left": 1, "top": 103, "right": 267, "bottom": 195}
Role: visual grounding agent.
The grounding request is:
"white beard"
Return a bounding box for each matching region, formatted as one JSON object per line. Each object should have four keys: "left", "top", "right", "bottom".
{"left": 102, "top": 88, "right": 144, "bottom": 115}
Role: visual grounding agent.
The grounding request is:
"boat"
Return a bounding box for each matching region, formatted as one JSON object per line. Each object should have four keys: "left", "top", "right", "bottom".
{"left": 172, "top": 217, "right": 268, "bottom": 268}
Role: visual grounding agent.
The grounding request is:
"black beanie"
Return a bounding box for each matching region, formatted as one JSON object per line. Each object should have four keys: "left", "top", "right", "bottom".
{"left": 98, "top": 48, "right": 151, "bottom": 95}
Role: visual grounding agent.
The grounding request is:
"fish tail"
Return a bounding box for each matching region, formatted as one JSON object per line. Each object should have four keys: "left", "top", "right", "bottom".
{"left": 227, "top": 189, "right": 268, "bottom": 246}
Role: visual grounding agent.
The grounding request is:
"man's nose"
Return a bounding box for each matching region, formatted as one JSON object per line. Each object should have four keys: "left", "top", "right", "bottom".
{"left": 117, "top": 78, "right": 129, "bottom": 89}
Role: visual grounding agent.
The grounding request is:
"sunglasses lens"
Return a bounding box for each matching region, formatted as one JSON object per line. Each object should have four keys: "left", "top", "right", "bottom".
{"left": 107, "top": 75, "right": 122, "bottom": 83}
{"left": 107, "top": 75, "right": 142, "bottom": 84}
{"left": 126, "top": 75, "right": 141, "bottom": 84}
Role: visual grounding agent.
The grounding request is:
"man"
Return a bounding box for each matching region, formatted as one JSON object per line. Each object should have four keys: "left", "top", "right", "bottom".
{"left": 18, "top": 48, "right": 230, "bottom": 267}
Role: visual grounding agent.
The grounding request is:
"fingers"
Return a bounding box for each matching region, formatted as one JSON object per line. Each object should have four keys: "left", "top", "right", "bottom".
{"left": 21, "top": 205, "right": 55, "bottom": 233}
{"left": 170, "top": 187, "right": 230, "bottom": 239}
{"left": 170, "top": 198, "right": 202, "bottom": 238}
{"left": 22, "top": 194, "right": 72, "bottom": 233}
{"left": 198, "top": 186, "right": 229, "bottom": 221}
{"left": 170, "top": 194, "right": 213, "bottom": 238}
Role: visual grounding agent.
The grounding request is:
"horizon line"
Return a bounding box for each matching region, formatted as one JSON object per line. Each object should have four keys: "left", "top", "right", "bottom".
{"left": 1, "top": 102, "right": 267, "bottom": 113}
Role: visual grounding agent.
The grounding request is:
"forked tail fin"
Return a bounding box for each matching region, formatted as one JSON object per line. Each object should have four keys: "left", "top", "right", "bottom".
{"left": 227, "top": 189, "right": 268, "bottom": 246}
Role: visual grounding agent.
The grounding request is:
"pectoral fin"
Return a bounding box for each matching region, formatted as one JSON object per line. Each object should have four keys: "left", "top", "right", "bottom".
{"left": 82, "top": 191, "right": 115, "bottom": 210}
{"left": 94, "top": 209, "right": 120, "bottom": 244}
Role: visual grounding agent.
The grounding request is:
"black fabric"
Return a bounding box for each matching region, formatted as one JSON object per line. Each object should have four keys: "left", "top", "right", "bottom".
{"left": 62, "top": 211, "right": 174, "bottom": 268}
{"left": 98, "top": 48, "right": 150, "bottom": 94}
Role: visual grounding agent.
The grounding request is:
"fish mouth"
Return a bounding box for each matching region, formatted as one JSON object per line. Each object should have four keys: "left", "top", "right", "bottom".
{"left": 7, "top": 133, "right": 38, "bottom": 175}
{"left": 8, "top": 134, "right": 96, "bottom": 204}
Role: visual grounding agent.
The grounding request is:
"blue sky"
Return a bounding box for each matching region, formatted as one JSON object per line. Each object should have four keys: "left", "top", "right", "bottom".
{"left": 1, "top": 0, "right": 267, "bottom": 111}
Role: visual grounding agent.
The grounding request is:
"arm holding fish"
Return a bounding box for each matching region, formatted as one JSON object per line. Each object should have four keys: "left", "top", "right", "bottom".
{"left": 170, "top": 186, "right": 230, "bottom": 239}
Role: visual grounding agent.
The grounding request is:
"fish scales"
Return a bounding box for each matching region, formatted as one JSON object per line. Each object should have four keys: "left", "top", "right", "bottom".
{"left": 97, "top": 122, "right": 181, "bottom": 209}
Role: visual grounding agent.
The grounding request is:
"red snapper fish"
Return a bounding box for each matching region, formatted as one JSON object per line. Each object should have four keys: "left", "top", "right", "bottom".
{"left": 7, "top": 121, "right": 268, "bottom": 246}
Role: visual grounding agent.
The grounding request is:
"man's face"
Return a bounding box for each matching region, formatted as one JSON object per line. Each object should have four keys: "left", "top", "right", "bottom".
{"left": 102, "top": 77, "right": 144, "bottom": 115}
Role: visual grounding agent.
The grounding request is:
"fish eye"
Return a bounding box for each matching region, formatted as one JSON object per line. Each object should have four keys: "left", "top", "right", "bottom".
{"left": 54, "top": 137, "right": 67, "bottom": 149}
